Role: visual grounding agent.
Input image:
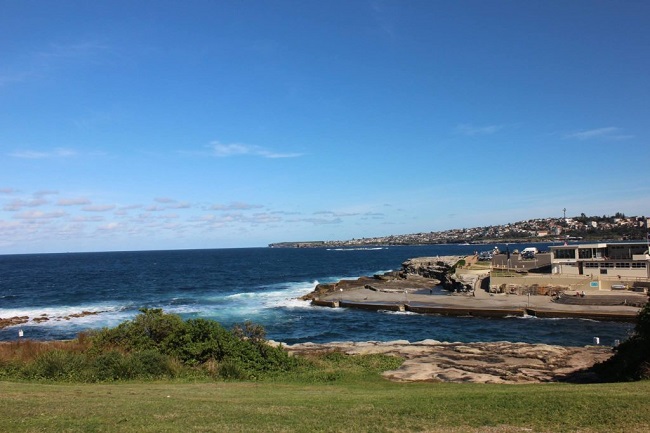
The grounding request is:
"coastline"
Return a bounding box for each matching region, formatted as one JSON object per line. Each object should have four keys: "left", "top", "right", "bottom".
{"left": 277, "top": 339, "right": 613, "bottom": 383}
{"left": 305, "top": 255, "right": 646, "bottom": 323}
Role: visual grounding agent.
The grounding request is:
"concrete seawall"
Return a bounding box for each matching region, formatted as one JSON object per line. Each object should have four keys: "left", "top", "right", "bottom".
{"left": 311, "top": 298, "right": 639, "bottom": 322}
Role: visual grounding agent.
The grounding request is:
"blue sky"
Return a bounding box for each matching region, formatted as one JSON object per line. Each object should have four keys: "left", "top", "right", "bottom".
{"left": 1, "top": 1, "right": 648, "bottom": 254}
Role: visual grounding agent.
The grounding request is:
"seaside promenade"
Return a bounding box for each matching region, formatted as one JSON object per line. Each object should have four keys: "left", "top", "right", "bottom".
{"left": 310, "top": 256, "right": 646, "bottom": 322}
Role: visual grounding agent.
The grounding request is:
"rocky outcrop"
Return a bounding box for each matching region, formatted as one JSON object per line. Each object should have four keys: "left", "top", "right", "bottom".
{"left": 0, "top": 311, "right": 103, "bottom": 330}
{"left": 280, "top": 340, "right": 613, "bottom": 384}
{"left": 0, "top": 316, "right": 29, "bottom": 329}
{"left": 301, "top": 256, "right": 465, "bottom": 301}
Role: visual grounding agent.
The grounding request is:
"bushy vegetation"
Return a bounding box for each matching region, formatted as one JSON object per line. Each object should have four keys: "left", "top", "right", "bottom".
{"left": 0, "top": 309, "right": 298, "bottom": 382}
{"left": 0, "top": 309, "right": 402, "bottom": 384}
{"left": 592, "top": 294, "right": 650, "bottom": 381}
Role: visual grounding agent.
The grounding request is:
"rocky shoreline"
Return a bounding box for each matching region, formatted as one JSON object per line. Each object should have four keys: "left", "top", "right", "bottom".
{"left": 302, "top": 256, "right": 476, "bottom": 301}
{"left": 0, "top": 311, "right": 103, "bottom": 330}
{"left": 303, "top": 255, "right": 646, "bottom": 322}
{"left": 278, "top": 339, "right": 613, "bottom": 384}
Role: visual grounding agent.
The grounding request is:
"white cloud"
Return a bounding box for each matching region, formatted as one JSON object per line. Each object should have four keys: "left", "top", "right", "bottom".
{"left": 564, "top": 127, "right": 634, "bottom": 141}
{"left": 152, "top": 198, "right": 191, "bottom": 209}
{"left": 210, "top": 202, "right": 264, "bottom": 211}
{"left": 34, "top": 190, "right": 59, "bottom": 198}
{"left": 313, "top": 210, "right": 360, "bottom": 218}
{"left": 118, "top": 204, "right": 142, "bottom": 211}
{"left": 145, "top": 205, "right": 166, "bottom": 212}
{"left": 82, "top": 204, "right": 116, "bottom": 212}
{"left": 14, "top": 210, "right": 66, "bottom": 220}
{"left": 72, "top": 215, "right": 105, "bottom": 222}
{"left": 9, "top": 148, "right": 77, "bottom": 159}
{"left": 97, "top": 222, "right": 120, "bottom": 231}
{"left": 208, "top": 141, "right": 302, "bottom": 159}
{"left": 304, "top": 217, "right": 343, "bottom": 225}
{"left": 3, "top": 198, "right": 48, "bottom": 211}
{"left": 57, "top": 197, "right": 92, "bottom": 206}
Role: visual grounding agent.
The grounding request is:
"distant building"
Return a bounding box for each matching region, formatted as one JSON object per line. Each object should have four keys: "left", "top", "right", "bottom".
{"left": 550, "top": 241, "right": 650, "bottom": 278}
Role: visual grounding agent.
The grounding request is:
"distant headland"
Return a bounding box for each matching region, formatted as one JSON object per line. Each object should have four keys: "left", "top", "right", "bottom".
{"left": 269, "top": 212, "right": 648, "bottom": 248}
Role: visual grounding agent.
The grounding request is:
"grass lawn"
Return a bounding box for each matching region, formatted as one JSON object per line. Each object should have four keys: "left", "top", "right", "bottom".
{"left": 1, "top": 378, "right": 649, "bottom": 433}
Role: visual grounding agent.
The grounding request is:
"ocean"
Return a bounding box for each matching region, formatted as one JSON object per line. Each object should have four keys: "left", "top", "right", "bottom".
{"left": 0, "top": 244, "right": 634, "bottom": 346}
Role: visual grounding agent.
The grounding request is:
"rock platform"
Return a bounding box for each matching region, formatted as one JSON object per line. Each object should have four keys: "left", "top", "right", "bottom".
{"left": 280, "top": 340, "right": 613, "bottom": 384}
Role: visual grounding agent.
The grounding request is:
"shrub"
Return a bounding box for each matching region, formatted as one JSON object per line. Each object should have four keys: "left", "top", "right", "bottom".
{"left": 90, "top": 308, "right": 186, "bottom": 353}
{"left": 1, "top": 310, "right": 300, "bottom": 382}
{"left": 90, "top": 350, "right": 130, "bottom": 381}
{"left": 592, "top": 294, "right": 650, "bottom": 381}
{"left": 217, "top": 359, "right": 250, "bottom": 380}
{"left": 24, "top": 349, "right": 87, "bottom": 381}
{"left": 89, "top": 309, "right": 299, "bottom": 379}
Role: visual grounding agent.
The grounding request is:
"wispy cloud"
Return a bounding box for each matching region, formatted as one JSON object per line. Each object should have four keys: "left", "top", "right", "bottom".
{"left": 210, "top": 202, "right": 264, "bottom": 211}
{"left": 9, "top": 148, "right": 77, "bottom": 159}
{"left": 35, "top": 41, "right": 110, "bottom": 61}
{"left": 208, "top": 141, "right": 302, "bottom": 159}
{"left": 564, "top": 127, "right": 634, "bottom": 141}
{"left": 57, "top": 197, "right": 92, "bottom": 206}
{"left": 14, "top": 210, "right": 67, "bottom": 220}
{"left": 455, "top": 124, "right": 505, "bottom": 136}
{"left": 292, "top": 217, "right": 343, "bottom": 225}
{"left": 82, "top": 204, "right": 116, "bottom": 212}
{"left": 313, "top": 210, "right": 360, "bottom": 218}
{"left": 3, "top": 198, "right": 48, "bottom": 211}
{"left": 152, "top": 197, "right": 191, "bottom": 209}
{"left": 72, "top": 215, "right": 105, "bottom": 223}
{"left": 1, "top": 40, "right": 110, "bottom": 89}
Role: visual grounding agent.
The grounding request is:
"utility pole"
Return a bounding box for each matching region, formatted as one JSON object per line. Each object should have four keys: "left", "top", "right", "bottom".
{"left": 563, "top": 208, "right": 566, "bottom": 219}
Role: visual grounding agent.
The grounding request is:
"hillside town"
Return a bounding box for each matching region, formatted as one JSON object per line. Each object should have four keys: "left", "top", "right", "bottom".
{"left": 270, "top": 213, "right": 648, "bottom": 248}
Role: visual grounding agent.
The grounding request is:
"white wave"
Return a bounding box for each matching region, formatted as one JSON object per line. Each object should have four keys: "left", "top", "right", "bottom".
{"left": 379, "top": 310, "right": 419, "bottom": 315}
{"left": 0, "top": 302, "right": 123, "bottom": 320}
{"left": 1, "top": 307, "right": 135, "bottom": 333}
{"left": 327, "top": 247, "right": 386, "bottom": 251}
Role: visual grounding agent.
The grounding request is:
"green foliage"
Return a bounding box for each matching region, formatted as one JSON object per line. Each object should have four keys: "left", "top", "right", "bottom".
{"left": 592, "top": 295, "right": 650, "bottom": 381}
{"left": 1, "top": 309, "right": 300, "bottom": 382}
{"left": 0, "top": 310, "right": 407, "bottom": 384}
{"left": 88, "top": 350, "right": 177, "bottom": 381}
{"left": 23, "top": 349, "right": 86, "bottom": 381}
{"left": 273, "top": 350, "right": 404, "bottom": 384}
{"left": 89, "top": 308, "right": 186, "bottom": 353}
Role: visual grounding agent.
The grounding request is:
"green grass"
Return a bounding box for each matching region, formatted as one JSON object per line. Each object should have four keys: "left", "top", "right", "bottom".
{"left": 1, "top": 379, "right": 649, "bottom": 432}
{"left": 2, "top": 309, "right": 649, "bottom": 432}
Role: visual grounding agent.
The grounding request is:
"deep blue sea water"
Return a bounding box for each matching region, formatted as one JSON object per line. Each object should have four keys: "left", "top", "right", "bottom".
{"left": 0, "top": 244, "right": 633, "bottom": 346}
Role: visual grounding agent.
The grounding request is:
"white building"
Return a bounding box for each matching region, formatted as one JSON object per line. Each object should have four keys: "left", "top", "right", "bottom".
{"left": 550, "top": 241, "right": 650, "bottom": 278}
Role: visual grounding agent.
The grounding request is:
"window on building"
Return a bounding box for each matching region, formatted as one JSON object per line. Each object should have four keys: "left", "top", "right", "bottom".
{"left": 585, "top": 263, "right": 599, "bottom": 268}
{"left": 579, "top": 249, "right": 593, "bottom": 259}
{"left": 632, "top": 262, "right": 647, "bottom": 268}
{"left": 554, "top": 249, "right": 576, "bottom": 259}
{"left": 600, "top": 263, "right": 614, "bottom": 268}
{"left": 615, "top": 263, "right": 631, "bottom": 268}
